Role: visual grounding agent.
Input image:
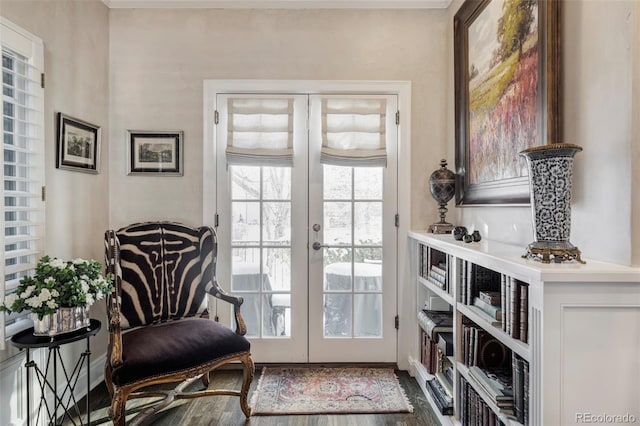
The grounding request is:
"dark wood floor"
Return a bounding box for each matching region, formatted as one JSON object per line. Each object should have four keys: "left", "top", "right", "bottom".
{"left": 67, "top": 366, "right": 440, "bottom": 426}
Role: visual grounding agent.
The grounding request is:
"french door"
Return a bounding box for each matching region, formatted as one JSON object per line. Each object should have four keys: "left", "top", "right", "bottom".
{"left": 215, "top": 92, "right": 397, "bottom": 363}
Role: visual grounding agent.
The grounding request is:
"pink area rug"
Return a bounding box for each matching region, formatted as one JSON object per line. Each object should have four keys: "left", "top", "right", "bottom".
{"left": 251, "top": 367, "right": 413, "bottom": 415}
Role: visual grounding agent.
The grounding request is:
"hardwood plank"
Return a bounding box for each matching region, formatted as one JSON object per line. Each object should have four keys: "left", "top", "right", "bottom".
{"left": 65, "top": 367, "right": 441, "bottom": 425}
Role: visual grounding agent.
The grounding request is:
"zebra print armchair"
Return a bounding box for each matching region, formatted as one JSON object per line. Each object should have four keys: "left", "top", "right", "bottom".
{"left": 104, "top": 222, "right": 254, "bottom": 425}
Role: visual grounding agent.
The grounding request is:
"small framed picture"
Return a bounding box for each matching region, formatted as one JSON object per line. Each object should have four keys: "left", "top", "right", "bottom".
{"left": 56, "top": 113, "right": 101, "bottom": 173}
{"left": 127, "top": 130, "right": 183, "bottom": 176}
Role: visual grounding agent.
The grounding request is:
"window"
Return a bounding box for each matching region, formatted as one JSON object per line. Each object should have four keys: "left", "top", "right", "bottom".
{"left": 0, "top": 18, "right": 45, "bottom": 349}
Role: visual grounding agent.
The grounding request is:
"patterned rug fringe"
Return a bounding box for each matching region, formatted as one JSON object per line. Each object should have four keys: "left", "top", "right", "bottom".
{"left": 251, "top": 367, "right": 414, "bottom": 416}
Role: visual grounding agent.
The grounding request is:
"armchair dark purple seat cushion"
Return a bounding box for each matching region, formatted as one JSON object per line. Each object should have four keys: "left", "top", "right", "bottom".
{"left": 112, "top": 317, "right": 250, "bottom": 387}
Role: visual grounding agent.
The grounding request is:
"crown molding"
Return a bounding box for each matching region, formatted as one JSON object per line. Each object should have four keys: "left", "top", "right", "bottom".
{"left": 102, "top": 0, "right": 453, "bottom": 9}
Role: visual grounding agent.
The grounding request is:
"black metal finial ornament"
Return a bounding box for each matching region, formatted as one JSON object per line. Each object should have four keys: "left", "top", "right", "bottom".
{"left": 428, "top": 159, "right": 455, "bottom": 234}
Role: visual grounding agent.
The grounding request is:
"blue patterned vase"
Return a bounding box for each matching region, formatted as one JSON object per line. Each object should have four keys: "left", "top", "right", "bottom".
{"left": 520, "top": 143, "right": 584, "bottom": 263}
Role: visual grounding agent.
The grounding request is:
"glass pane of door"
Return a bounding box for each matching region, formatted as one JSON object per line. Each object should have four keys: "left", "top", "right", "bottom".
{"left": 230, "top": 166, "right": 292, "bottom": 338}
{"left": 322, "top": 164, "right": 383, "bottom": 338}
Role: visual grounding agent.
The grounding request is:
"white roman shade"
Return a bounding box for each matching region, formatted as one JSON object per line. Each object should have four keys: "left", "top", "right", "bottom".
{"left": 1, "top": 19, "right": 45, "bottom": 348}
{"left": 226, "top": 97, "right": 294, "bottom": 167}
{"left": 321, "top": 98, "right": 387, "bottom": 167}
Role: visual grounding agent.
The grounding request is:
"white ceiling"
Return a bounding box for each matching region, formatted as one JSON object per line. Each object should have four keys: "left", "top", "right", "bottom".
{"left": 103, "top": 0, "right": 453, "bottom": 9}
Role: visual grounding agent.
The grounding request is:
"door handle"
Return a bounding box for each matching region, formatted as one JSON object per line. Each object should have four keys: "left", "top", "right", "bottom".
{"left": 312, "top": 242, "right": 328, "bottom": 251}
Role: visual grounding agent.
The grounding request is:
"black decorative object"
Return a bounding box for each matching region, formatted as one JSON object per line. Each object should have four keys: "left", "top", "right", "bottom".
{"left": 428, "top": 159, "right": 456, "bottom": 234}
{"left": 453, "top": 226, "right": 468, "bottom": 241}
{"left": 471, "top": 230, "right": 481, "bottom": 242}
{"left": 520, "top": 143, "right": 585, "bottom": 263}
{"left": 463, "top": 234, "right": 473, "bottom": 243}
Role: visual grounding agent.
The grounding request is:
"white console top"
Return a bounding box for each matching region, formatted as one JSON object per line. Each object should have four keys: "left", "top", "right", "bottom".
{"left": 408, "top": 231, "right": 640, "bottom": 283}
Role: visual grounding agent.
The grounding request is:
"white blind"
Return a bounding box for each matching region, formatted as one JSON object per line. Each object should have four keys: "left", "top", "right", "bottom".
{"left": 226, "top": 97, "right": 294, "bottom": 167}
{"left": 321, "top": 98, "right": 387, "bottom": 167}
{"left": 1, "top": 19, "right": 45, "bottom": 349}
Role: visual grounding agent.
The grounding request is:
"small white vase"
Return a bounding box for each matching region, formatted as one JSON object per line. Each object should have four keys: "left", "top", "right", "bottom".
{"left": 32, "top": 306, "right": 90, "bottom": 336}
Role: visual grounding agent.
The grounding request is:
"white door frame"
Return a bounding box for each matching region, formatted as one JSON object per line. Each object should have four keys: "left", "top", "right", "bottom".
{"left": 203, "top": 80, "right": 411, "bottom": 365}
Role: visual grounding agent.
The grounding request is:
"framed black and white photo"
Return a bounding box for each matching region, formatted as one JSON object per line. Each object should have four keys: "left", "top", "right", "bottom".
{"left": 127, "top": 130, "right": 183, "bottom": 176}
{"left": 56, "top": 113, "right": 101, "bottom": 173}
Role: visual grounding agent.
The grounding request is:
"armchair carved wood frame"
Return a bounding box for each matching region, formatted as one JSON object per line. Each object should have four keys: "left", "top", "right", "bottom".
{"left": 104, "top": 222, "right": 254, "bottom": 425}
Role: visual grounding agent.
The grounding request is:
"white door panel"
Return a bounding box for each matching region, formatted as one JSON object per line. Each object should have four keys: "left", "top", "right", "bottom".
{"left": 308, "top": 94, "right": 398, "bottom": 363}
{"left": 216, "top": 94, "right": 308, "bottom": 363}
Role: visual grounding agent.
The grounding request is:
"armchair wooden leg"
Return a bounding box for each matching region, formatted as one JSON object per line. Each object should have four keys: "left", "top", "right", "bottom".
{"left": 239, "top": 354, "right": 255, "bottom": 418}
{"left": 105, "top": 365, "right": 115, "bottom": 399}
{"left": 110, "top": 387, "right": 130, "bottom": 426}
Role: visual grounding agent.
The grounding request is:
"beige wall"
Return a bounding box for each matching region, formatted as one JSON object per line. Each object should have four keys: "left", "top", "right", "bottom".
{"left": 448, "top": 0, "right": 637, "bottom": 265}
{"left": 108, "top": 8, "right": 448, "bottom": 229}
{"left": 632, "top": 2, "right": 640, "bottom": 266}
{"left": 0, "top": 1, "right": 109, "bottom": 421}
{"left": 1, "top": 0, "right": 110, "bottom": 263}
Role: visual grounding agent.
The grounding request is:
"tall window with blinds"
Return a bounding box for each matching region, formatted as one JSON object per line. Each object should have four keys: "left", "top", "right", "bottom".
{"left": 1, "top": 19, "right": 45, "bottom": 348}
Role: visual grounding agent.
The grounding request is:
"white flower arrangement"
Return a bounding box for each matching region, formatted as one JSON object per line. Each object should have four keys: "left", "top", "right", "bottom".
{"left": 0, "top": 256, "right": 113, "bottom": 319}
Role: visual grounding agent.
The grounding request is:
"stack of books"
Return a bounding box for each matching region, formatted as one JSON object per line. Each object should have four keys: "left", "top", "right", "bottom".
{"left": 418, "top": 244, "right": 451, "bottom": 294}
{"left": 470, "top": 290, "right": 502, "bottom": 327}
{"left": 426, "top": 377, "right": 454, "bottom": 416}
{"left": 468, "top": 366, "right": 514, "bottom": 416}
{"left": 418, "top": 310, "right": 453, "bottom": 374}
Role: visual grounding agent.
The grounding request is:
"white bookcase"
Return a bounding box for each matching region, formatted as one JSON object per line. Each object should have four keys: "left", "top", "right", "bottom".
{"left": 408, "top": 231, "right": 640, "bottom": 426}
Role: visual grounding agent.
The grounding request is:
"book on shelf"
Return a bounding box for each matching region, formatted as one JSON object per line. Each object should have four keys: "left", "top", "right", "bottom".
{"left": 426, "top": 378, "right": 454, "bottom": 415}
{"left": 437, "top": 332, "right": 454, "bottom": 357}
{"left": 417, "top": 309, "right": 453, "bottom": 340}
{"left": 420, "top": 330, "right": 428, "bottom": 365}
{"left": 473, "top": 297, "right": 503, "bottom": 321}
{"left": 431, "top": 263, "right": 447, "bottom": 278}
{"left": 426, "top": 275, "right": 447, "bottom": 290}
{"left": 500, "top": 276, "right": 530, "bottom": 343}
{"left": 419, "top": 244, "right": 429, "bottom": 279}
{"left": 460, "top": 260, "right": 467, "bottom": 305}
{"left": 520, "top": 283, "right": 529, "bottom": 343}
{"left": 480, "top": 290, "right": 501, "bottom": 305}
{"left": 435, "top": 371, "right": 453, "bottom": 398}
{"left": 523, "top": 359, "right": 529, "bottom": 425}
{"left": 509, "top": 277, "right": 521, "bottom": 340}
{"left": 501, "top": 274, "right": 508, "bottom": 334}
{"left": 443, "top": 365, "right": 454, "bottom": 387}
{"left": 421, "top": 330, "right": 439, "bottom": 374}
{"left": 513, "top": 354, "right": 529, "bottom": 425}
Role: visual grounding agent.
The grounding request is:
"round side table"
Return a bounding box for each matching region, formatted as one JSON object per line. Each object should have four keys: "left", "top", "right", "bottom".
{"left": 11, "top": 319, "right": 101, "bottom": 426}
